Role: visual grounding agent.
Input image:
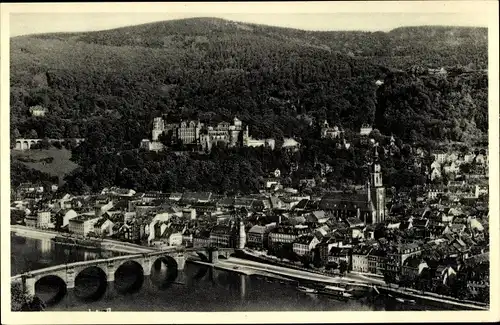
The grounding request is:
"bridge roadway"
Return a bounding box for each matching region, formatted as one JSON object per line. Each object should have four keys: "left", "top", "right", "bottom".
{"left": 11, "top": 246, "right": 235, "bottom": 301}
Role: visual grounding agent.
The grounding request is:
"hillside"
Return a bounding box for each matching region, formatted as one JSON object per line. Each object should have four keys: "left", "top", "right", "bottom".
{"left": 9, "top": 18, "right": 489, "bottom": 192}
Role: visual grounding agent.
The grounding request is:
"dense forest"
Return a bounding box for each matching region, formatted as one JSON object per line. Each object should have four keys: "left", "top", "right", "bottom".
{"left": 9, "top": 18, "right": 488, "bottom": 192}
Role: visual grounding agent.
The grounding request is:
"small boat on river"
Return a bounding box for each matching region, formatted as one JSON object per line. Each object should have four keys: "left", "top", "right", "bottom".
{"left": 320, "top": 285, "right": 354, "bottom": 299}
{"left": 297, "top": 286, "right": 318, "bottom": 294}
{"left": 389, "top": 294, "right": 416, "bottom": 304}
{"left": 395, "top": 297, "right": 416, "bottom": 304}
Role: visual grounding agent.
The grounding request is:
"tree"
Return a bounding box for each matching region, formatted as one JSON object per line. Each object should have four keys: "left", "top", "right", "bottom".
{"left": 12, "top": 128, "right": 21, "bottom": 139}
{"left": 459, "top": 162, "right": 472, "bottom": 174}
{"left": 40, "top": 138, "right": 51, "bottom": 150}
{"left": 11, "top": 282, "right": 45, "bottom": 311}
{"left": 28, "top": 129, "right": 38, "bottom": 139}
{"left": 68, "top": 125, "right": 80, "bottom": 138}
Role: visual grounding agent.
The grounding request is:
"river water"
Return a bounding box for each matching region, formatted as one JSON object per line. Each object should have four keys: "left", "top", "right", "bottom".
{"left": 11, "top": 234, "right": 440, "bottom": 311}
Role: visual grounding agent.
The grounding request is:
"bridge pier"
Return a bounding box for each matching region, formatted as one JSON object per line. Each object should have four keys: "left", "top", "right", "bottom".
{"left": 66, "top": 268, "right": 76, "bottom": 290}
{"left": 64, "top": 288, "right": 77, "bottom": 308}
{"left": 209, "top": 249, "right": 219, "bottom": 264}
{"left": 23, "top": 276, "right": 36, "bottom": 297}
{"left": 144, "top": 276, "right": 156, "bottom": 293}
{"left": 142, "top": 258, "right": 152, "bottom": 276}
{"left": 104, "top": 281, "right": 117, "bottom": 301}
{"left": 106, "top": 261, "right": 117, "bottom": 282}
{"left": 176, "top": 254, "right": 186, "bottom": 270}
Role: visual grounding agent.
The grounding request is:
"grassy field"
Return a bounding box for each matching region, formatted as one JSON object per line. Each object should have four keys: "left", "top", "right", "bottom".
{"left": 11, "top": 148, "right": 79, "bottom": 184}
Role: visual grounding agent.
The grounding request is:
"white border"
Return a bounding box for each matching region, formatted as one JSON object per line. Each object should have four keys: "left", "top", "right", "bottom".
{"left": 1, "top": 1, "right": 499, "bottom": 324}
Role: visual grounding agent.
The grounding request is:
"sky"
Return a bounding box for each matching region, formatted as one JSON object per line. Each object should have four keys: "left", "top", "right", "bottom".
{"left": 9, "top": 11, "right": 489, "bottom": 37}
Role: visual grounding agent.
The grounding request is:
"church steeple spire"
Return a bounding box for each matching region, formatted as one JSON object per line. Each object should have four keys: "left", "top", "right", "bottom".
{"left": 369, "top": 142, "right": 386, "bottom": 224}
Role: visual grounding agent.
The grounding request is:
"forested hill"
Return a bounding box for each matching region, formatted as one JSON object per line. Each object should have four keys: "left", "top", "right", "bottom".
{"left": 10, "top": 18, "right": 488, "bottom": 148}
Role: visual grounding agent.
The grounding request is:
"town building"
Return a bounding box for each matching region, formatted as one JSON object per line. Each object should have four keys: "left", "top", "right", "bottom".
{"left": 268, "top": 225, "right": 310, "bottom": 252}
{"left": 352, "top": 246, "right": 373, "bottom": 273}
{"left": 34, "top": 210, "right": 52, "bottom": 229}
{"left": 328, "top": 246, "right": 351, "bottom": 267}
{"left": 281, "top": 138, "right": 301, "bottom": 152}
{"left": 29, "top": 105, "right": 47, "bottom": 117}
{"left": 93, "top": 218, "right": 114, "bottom": 237}
{"left": 367, "top": 248, "right": 387, "bottom": 275}
{"left": 359, "top": 124, "right": 373, "bottom": 136}
{"left": 209, "top": 218, "right": 246, "bottom": 249}
{"left": 386, "top": 242, "right": 422, "bottom": 278}
{"left": 247, "top": 223, "right": 276, "bottom": 249}
{"left": 68, "top": 214, "right": 101, "bottom": 237}
{"left": 193, "top": 230, "right": 212, "bottom": 248}
{"left": 401, "top": 256, "right": 429, "bottom": 278}
{"left": 292, "top": 234, "right": 320, "bottom": 257}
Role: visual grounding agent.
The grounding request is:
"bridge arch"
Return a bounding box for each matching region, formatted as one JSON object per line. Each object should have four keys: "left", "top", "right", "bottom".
{"left": 150, "top": 255, "right": 179, "bottom": 289}
{"left": 23, "top": 141, "right": 29, "bottom": 150}
{"left": 74, "top": 266, "right": 108, "bottom": 301}
{"left": 114, "top": 260, "right": 144, "bottom": 294}
{"left": 196, "top": 251, "right": 209, "bottom": 262}
{"left": 34, "top": 275, "right": 67, "bottom": 306}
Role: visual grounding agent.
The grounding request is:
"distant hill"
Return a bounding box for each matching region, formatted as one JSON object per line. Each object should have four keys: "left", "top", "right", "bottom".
{"left": 10, "top": 18, "right": 488, "bottom": 147}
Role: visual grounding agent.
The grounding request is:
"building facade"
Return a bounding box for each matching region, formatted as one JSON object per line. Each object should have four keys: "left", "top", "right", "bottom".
{"left": 68, "top": 215, "right": 101, "bottom": 237}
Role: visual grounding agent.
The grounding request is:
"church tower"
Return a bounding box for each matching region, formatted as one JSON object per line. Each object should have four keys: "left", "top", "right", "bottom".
{"left": 370, "top": 146, "right": 386, "bottom": 224}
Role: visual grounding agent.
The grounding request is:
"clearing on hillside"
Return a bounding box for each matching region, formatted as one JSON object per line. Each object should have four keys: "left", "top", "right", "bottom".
{"left": 11, "top": 148, "right": 79, "bottom": 185}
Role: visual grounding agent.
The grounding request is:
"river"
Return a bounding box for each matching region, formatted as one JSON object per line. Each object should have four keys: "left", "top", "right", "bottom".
{"left": 11, "top": 234, "right": 441, "bottom": 311}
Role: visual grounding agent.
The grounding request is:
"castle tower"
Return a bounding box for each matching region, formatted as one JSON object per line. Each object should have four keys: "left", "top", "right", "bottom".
{"left": 152, "top": 117, "right": 165, "bottom": 141}
{"left": 233, "top": 117, "right": 242, "bottom": 129}
{"left": 243, "top": 125, "right": 250, "bottom": 145}
{"left": 370, "top": 146, "right": 386, "bottom": 224}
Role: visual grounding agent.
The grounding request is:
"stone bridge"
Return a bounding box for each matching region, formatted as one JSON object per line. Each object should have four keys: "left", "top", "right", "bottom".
{"left": 14, "top": 138, "right": 85, "bottom": 151}
{"left": 11, "top": 247, "right": 235, "bottom": 305}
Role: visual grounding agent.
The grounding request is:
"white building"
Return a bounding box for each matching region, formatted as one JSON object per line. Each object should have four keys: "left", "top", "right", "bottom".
{"left": 68, "top": 214, "right": 101, "bottom": 237}
{"left": 61, "top": 209, "right": 78, "bottom": 228}
{"left": 36, "top": 211, "right": 52, "bottom": 229}
{"left": 93, "top": 218, "right": 114, "bottom": 237}
{"left": 29, "top": 105, "right": 47, "bottom": 117}
{"left": 360, "top": 125, "right": 373, "bottom": 136}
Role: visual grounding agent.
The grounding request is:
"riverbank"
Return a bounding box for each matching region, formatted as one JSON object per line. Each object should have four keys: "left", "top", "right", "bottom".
{"left": 378, "top": 286, "right": 488, "bottom": 311}
{"left": 211, "top": 254, "right": 488, "bottom": 311}
{"left": 189, "top": 259, "right": 296, "bottom": 282}
{"left": 10, "top": 225, "right": 154, "bottom": 254}
{"left": 11, "top": 225, "right": 57, "bottom": 240}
